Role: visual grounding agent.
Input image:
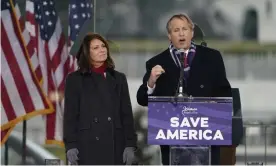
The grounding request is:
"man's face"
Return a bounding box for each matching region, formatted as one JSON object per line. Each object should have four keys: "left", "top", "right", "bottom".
{"left": 168, "top": 17, "right": 194, "bottom": 50}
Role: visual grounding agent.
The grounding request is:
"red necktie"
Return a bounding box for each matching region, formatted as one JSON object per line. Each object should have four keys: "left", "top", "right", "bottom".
{"left": 184, "top": 53, "right": 188, "bottom": 68}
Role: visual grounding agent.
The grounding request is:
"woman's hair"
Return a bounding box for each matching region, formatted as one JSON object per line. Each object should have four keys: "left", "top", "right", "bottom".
{"left": 76, "top": 33, "right": 115, "bottom": 72}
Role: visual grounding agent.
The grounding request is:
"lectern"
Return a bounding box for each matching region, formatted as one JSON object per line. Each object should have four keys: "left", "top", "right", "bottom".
{"left": 147, "top": 96, "right": 233, "bottom": 165}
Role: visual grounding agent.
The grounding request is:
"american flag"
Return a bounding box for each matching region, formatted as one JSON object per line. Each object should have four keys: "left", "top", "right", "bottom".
{"left": 1, "top": 0, "right": 53, "bottom": 145}
{"left": 68, "top": 0, "right": 93, "bottom": 52}
{"left": 25, "top": 0, "right": 76, "bottom": 146}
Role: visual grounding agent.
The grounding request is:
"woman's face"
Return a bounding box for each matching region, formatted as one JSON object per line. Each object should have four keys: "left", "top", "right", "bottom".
{"left": 89, "top": 39, "right": 107, "bottom": 67}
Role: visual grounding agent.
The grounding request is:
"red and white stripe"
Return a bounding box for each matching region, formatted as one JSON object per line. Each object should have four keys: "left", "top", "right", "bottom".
{"left": 1, "top": 1, "right": 53, "bottom": 145}
{"left": 16, "top": 2, "right": 42, "bottom": 82}
{"left": 68, "top": 26, "right": 79, "bottom": 73}
{"left": 25, "top": 0, "right": 77, "bottom": 145}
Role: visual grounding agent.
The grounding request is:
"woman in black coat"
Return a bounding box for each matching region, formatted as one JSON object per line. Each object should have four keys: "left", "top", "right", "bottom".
{"left": 63, "top": 33, "right": 137, "bottom": 165}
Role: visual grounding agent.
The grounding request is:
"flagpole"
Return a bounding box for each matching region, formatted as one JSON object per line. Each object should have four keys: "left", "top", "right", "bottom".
{"left": 93, "top": 0, "right": 96, "bottom": 32}
{"left": 4, "top": 141, "right": 9, "bottom": 165}
{"left": 22, "top": 120, "right": 27, "bottom": 164}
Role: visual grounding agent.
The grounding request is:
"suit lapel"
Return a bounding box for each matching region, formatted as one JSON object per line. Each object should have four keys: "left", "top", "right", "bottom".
{"left": 92, "top": 71, "right": 120, "bottom": 111}
{"left": 186, "top": 45, "right": 203, "bottom": 89}
{"left": 188, "top": 45, "right": 202, "bottom": 77}
{"left": 105, "top": 71, "right": 120, "bottom": 113}
{"left": 90, "top": 73, "right": 111, "bottom": 109}
{"left": 82, "top": 74, "right": 103, "bottom": 111}
{"left": 163, "top": 48, "right": 179, "bottom": 73}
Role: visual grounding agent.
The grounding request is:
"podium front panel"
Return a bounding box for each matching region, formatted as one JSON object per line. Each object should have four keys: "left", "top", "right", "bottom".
{"left": 170, "top": 146, "right": 210, "bottom": 165}
{"left": 147, "top": 96, "right": 233, "bottom": 146}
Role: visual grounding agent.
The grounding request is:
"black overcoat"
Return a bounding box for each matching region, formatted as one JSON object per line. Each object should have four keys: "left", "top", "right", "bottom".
{"left": 136, "top": 45, "right": 232, "bottom": 165}
{"left": 63, "top": 68, "right": 137, "bottom": 165}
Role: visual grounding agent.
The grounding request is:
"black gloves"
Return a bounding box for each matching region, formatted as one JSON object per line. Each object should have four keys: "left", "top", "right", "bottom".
{"left": 123, "top": 147, "right": 137, "bottom": 165}
{"left": 66, "top": 148, "right": 79, "bottom": 165}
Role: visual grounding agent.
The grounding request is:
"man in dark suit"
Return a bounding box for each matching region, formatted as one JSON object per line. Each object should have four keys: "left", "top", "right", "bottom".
{"left": 136, "top": 13, "right": 232, "bottom": 165}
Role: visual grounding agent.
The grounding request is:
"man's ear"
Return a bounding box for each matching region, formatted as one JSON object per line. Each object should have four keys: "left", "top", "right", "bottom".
{"left": 167, "top": 33, "right": 171, "bottom": 41}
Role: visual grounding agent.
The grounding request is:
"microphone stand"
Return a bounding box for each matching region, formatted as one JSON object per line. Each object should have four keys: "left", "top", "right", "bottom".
{"left": 172, "top": 51, "right": 188, "bottom": 105}
{"left": 177, "top": 51, "right": 187, "bottom": 97}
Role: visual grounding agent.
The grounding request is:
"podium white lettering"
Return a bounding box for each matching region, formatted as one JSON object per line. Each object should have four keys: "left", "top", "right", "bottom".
{"left": 155, "top": 116, "right": 224, "bottom": 141}
{"left": 155, "top": 129, "right": 223, "bottom": 140}
{"left": 170, "top": 117, "right": 209, "bottom": 128}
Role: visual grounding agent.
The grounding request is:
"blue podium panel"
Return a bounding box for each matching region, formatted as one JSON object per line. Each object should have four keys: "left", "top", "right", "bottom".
{"left": 147, "top": 96, "right": 233, "bottom": 165}
{"left": 147, "top": 97, "right": 233, "bottom": 146}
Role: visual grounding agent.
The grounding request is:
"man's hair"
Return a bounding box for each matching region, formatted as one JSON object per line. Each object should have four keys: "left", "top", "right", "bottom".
{"left": 76, "top": 32, "right": 115, "bottom": 72}
{"left": 166, "top": 13, "right": 194, "bottom": 33}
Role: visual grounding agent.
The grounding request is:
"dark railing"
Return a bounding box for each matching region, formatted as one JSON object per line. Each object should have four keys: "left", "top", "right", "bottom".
{"left": 237, "top": 122, "right": 276, "bottom": 165}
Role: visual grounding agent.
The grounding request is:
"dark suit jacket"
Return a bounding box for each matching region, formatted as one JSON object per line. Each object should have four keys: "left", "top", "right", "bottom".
{"left": 136, "top": 45, "right": 232, "bottom": 165}
{"left": 63, "top": 69, "right": 137, "bottom": 165}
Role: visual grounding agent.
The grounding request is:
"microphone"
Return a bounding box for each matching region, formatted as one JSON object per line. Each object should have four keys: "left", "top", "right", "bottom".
{"left": 177, "top": 49, "right": 187, "bottom": 97}
{"left": 178, "top": 49, "right": 185, "bottom": 97}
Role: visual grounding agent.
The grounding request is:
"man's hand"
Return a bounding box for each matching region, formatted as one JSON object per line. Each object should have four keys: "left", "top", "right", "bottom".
{"left": 148, "top": 65, "right": 165, "bottom": 88}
